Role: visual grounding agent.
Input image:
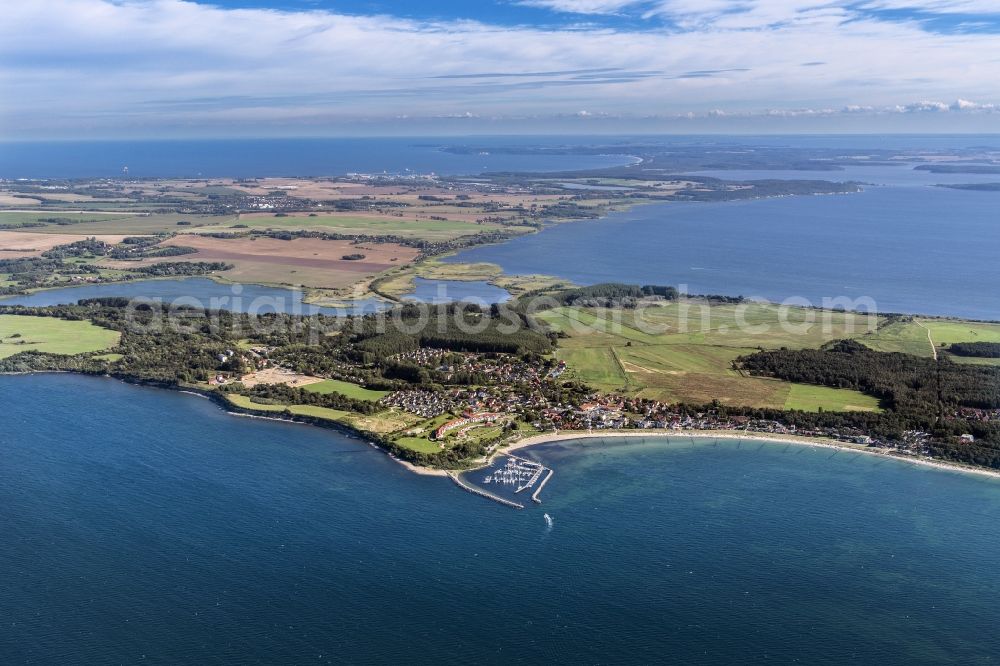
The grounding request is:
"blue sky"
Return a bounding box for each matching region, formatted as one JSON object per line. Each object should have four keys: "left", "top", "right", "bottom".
{"left": 206, "top": 0, "right": 1000, "bottom": 33}
{"left": 3, "top": 0, "right": 1000, "bottom": 138}
{"left": 197, "top": 0, "right": 665, "bottom": 28}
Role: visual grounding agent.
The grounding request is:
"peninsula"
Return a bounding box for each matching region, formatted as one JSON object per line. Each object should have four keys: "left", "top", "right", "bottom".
{"left": 3, "top": 283, "right": 1000, "bottom": 485}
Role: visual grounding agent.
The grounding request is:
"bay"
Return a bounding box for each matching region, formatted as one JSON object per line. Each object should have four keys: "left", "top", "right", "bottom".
{"left": 3, "top": 373, "right": 1000, "bottom": 663}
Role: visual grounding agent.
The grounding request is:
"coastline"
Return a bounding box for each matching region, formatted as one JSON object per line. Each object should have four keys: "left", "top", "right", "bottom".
{"left": 498, "top": 430, "right": 1000, "bottom": 482}
{"left": 6, "top": 372, "right": 1000, "bottom": 487}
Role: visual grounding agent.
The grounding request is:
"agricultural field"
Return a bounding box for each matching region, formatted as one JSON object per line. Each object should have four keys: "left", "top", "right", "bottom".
{"left": 537, "top": 302, "right": 884, "bottom": 412}
{"left": 859, "top": 319, "right": 935, "bottom": 356}
{"left": 0, "top": 211, "right": 136, "bottom": 227}
{"left": 859, "top": 317, "right": 1000, "bottom": 362}
{"left": 783, "top": 384, "right": 882, "bottom": 412}
{"left": 923, "top": 319, "right": 1000, "bottom": 343}
{"left": 100, "top": 235, "right": 420, "bottom": 290}
{"left": 304, "top": 379, "right": 390, "bottom": 401}
{"left": 0, "top": 231, "right": 134, "bottom": 259}
{"left": 204, "top": 213, "right": 506, "bottom": 241}
{"left": 0, "top": 315, "right": 121, "bottom": 359}
{"left": 0, "top": 212, "right": 234, "bottom": 235}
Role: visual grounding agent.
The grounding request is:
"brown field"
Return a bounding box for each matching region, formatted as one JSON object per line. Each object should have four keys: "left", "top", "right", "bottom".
{"left": 101, "top": 235, "right": 420, "bottom": 289}
{"left": 0, "top": 194, "right": 42, "bottom": 206}
{"left": 239, "top": 367, "right": 324, "bottom": 389}
{"left": 0, "top": 232, "right": 133, "bottom": 259}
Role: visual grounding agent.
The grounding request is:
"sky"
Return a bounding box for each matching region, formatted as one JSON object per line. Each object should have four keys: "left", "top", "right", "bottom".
{"left": 2, "top": 0, "right": 1000, "bottom": 138}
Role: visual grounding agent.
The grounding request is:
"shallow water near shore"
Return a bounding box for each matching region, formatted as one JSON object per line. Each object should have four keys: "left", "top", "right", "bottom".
{"left": 403, "top": 277, "right": 511, "bottom": 304}
{"left": 4, "top": 373, "right": 1000, "bottom": 663}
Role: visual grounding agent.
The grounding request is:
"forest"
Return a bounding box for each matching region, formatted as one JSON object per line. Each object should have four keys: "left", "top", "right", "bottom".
{"left": 739, "top": 340, "right": 1000, "bottom": 467}
{"left": 949, "top": 342, "right": 1000, "bottom": 358}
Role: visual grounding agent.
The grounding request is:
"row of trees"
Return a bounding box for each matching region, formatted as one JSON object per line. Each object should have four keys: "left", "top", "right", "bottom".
{"left": 949, "top": 342, "right": 1000, "bottom": 358}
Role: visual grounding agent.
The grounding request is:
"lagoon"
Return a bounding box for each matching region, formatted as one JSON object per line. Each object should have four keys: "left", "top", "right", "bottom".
{"left": 0, "top": 278, "right": 387, "bottom": 315}
{"left": 447, "top": 183, "right": 1000, "bottom": 320}
{"left": 403, "top": 277, "right": 511, "bottom": 304}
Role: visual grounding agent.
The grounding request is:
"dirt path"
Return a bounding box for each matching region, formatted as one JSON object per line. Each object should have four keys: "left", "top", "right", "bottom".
{"left": 917, "top": 321, "right": 938, "bottom": 360}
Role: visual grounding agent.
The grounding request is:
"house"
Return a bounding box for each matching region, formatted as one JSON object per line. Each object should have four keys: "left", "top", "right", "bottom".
{"left": 433, "top": 412, "right": 502, "bottom": 440}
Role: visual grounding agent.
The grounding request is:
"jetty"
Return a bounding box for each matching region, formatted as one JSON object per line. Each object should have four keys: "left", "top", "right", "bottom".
{"left": 449, "top": 473, "right": 524, "bottom": 510}
{"left": 532, "top": 468, "right": 554, "bottom": 504}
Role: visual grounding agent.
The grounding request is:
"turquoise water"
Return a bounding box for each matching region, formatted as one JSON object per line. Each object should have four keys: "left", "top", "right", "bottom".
{"left": 447, "top": 183, "right": 1000, "bottom": 319}
{"left": 4, "top": 373, "right": 1000, "bottom": 663}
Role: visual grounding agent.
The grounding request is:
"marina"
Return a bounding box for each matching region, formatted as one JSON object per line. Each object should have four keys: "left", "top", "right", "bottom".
{"left": 460, "top": 455, "right": 554, "bottom": 509}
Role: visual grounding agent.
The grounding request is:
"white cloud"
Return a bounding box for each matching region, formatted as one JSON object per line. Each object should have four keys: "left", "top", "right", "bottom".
{"left": 519, "top": 0, "right": 1000, "bottom": 28}
{"left": 515, "top": 0, "right": 641, "bottom": 13}
{"left": 1, "top": 0, "right": 999, "bottom": 136}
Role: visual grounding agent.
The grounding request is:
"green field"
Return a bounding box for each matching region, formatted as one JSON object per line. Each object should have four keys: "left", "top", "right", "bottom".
{"left": 537, "top": 303, "right": 884, "bottom": 412}
{"left": 860, "top": 320, "right": 935, "bottom": 356}
{"left": 783, "top": 384, "right": 882, "bottom": 412}
{"left": 202, "top": 214, "right": 501, "bottom": 241}
{"left": 860, "top": 318, "right": 1000, "bottom": 359}
{"left": 0, "top": 211, "right": 132, "bottom": 227}
{"left": 0, "top": 212, "right": 237, "bottom": 234}
{"left": 0, "top": 315, "right": 121, "bottom": 359}
{"left": 224, "top": 394, "right": 350, "bottom": 421}
{"left": 393, "top": 436, "right": 444, "bottom": 453}
{"left": 304, "top": 379, "right": 389, "bottom": 401}
{"left": 948, "top": 355, "right": 1000, "bottom": 367}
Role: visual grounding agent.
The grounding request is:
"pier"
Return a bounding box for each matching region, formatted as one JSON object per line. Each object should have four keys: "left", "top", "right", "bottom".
{"left": 449, "top": 473, "right": 525, "bottom": 510}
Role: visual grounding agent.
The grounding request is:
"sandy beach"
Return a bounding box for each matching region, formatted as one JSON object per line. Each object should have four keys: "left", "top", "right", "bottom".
{"left": 490, "top": 429, "right": 1000, "bottom": 482}
{"left": 390, "top": 455, "right": 451, "bottom": 477}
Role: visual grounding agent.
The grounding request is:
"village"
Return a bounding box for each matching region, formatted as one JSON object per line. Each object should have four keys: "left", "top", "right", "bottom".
{"left": 204, "top": 340, "right": 965, "bottom": 458}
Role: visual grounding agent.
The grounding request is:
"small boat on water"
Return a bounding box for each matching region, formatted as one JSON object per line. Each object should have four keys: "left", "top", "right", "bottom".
{"left": 544, "top": 513, "right": 554, "bottom": 529}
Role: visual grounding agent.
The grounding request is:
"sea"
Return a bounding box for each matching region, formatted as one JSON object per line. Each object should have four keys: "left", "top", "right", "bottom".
{"left": 3, "top": 373, "right": 1000, "bottom": 664}
{"left": 4, "top": 136, "right": 1000, "bottom": 663}
{"left": 0, "top": 137, "right": 634, "bottom": 180}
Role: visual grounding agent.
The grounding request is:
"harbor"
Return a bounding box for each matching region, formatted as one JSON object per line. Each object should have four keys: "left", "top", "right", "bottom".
{"left": 455, "top": 454, "right": 554, "bottom": 510}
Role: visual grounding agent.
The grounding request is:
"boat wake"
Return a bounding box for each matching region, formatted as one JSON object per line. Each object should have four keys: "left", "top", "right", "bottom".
{"left": 544, "top": 513, "right": 554, "bottom": 531}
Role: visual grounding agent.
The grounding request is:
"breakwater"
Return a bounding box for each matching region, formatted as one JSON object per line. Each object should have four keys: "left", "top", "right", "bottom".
{"left": 532, "top": 468, "right": 554, "bottom": 504}
{"left": 448, "top": 473, "right": 525, "bottom": 509}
